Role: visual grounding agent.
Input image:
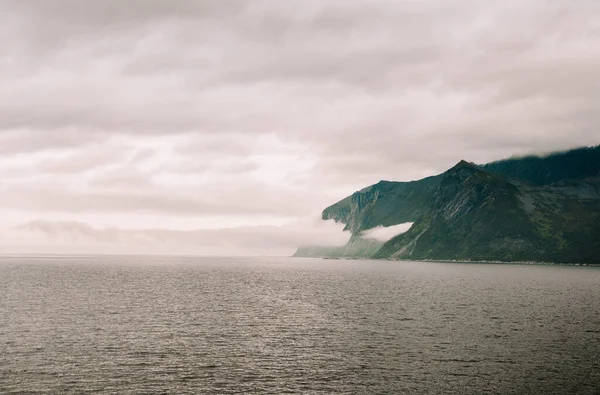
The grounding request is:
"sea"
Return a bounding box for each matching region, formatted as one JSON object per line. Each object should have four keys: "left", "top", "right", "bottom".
{"left": 1, "top": 255, "right": 599, "bottom": 394}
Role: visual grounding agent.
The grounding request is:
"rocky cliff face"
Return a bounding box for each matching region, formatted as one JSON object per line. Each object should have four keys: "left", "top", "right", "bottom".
{"left": 374, "top": 163, "right": 600, "bottom": 263}
{"left": 305, "top": 145, "right": 600, "bottom": 263}
{"left": 324, "top": 146, "right": 600, "bottom": 237}
{"left": 322, "top": 176, "right": 441, "bottom": 234}
{"left": 375, "top": 162, "right": 540, "bottom": 261}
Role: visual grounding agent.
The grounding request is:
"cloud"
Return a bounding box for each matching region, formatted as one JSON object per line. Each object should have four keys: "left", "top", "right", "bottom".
{"left": 0, "top": 1, "right": 598, "bottom": 254}
{"left": 0, "top": 183, "right": 318, "bottom": 216}
{"left": 362, "top": 223, "right": 413, "bottom": 241}
{"left": 12, "top": 217, "right": 350, "bottom": 256}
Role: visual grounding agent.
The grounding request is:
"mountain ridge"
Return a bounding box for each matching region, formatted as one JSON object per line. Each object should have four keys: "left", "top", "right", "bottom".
{"left": 297, "top": 145, "right": 600, "bottom": 263}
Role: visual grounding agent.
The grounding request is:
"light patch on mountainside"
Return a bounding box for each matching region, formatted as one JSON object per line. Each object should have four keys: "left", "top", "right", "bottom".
{"left": 362, "top": 223, "right": 413, "bottom": 241}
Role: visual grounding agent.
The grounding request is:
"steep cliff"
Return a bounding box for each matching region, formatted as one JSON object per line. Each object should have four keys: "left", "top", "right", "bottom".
{"left": 304, "top": 145, "right": 600, "bottom": 263}
{"left": 322, "top": 145, "right": 600, "bottom": 237}
{"left": 322, "top": 176, "right": 441, "bottom": 234}
{"left": 374, "top": 160, "right": 600, "bottom": 263}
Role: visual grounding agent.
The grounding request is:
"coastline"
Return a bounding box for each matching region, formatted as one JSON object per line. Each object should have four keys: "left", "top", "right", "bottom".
{"left": 293, "top": 255, "right": 600, "bottom": 267}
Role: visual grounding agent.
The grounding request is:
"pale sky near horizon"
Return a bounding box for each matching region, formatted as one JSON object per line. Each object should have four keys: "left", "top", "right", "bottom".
{"left": 0, "top": 0, "right": 599, "bottom": 255}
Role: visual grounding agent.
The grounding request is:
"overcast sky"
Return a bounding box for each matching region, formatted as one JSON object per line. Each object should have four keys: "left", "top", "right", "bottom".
{"left": 0, "top": 0, "right": 599, "bottom": 255}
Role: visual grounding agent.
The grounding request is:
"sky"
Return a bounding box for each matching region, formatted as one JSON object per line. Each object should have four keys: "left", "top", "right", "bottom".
{"left": 0, "top": 0, "right": 599, "bottom": 255}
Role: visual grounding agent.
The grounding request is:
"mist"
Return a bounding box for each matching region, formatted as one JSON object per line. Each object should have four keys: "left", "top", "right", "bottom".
{"left": 362, "top": 223, "right": 414, "bottom": 241}
{"left": 0, "top": 216, "right": 350, "bottom": 256}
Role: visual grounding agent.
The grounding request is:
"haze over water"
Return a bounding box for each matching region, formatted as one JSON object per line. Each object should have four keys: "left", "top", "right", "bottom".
{"left": 2, "top": 256, "right": 599, "bottom": 394}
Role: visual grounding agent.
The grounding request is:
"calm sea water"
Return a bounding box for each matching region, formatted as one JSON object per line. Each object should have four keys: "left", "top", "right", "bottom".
{"left": 1, "top": 256, "right": 599, "bottom": 394}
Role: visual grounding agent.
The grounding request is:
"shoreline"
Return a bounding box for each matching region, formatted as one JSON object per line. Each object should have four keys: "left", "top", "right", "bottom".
{"left": 390, "top": 258, "right": 600, "bottom": 267}
{"left": 294, "top": 256, "right": 600, "bottom": 267}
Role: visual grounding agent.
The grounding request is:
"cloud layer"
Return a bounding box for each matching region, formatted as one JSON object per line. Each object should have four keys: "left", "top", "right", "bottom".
{"left": 363, "top": 223, "right": 414, "bottom": 241}
{"left": 0, "top": 1, "right": 599, "bottom": 254}
{"left": 9, "top": 218, "right": 349, "bottom": 256}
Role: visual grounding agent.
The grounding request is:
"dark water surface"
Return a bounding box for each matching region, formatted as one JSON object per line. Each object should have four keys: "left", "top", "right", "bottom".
{"left": 1, "top": 256, "right": 599, "bottom": 394}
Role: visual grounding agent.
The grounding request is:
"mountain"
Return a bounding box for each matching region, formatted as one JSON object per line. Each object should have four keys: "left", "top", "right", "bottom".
{"left": 296, "top": 145, "right": 600, "bottom": 263}
{"left": 481, "top": 145, "right": 600, "bottom": 186}
{"left": 323, "top": 146, "right": 600, "bottom": 237}
{"left": 374, "top": 160, "right": 600, "bottom": 263}
{"left": 322, "top": 176, "right": 441, "bottom": 234}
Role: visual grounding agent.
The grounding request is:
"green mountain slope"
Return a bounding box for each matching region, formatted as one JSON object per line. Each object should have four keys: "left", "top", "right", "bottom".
{"left": 300, "top": 145, "right": 600, "bottom": 263}
{"left": 481, "top": 145, "right": 600, "bottom": 186}
{"left": 374, "top": 161, "right": 600, "bottom": 263}
{"left": 322, "top": 145, "right": 600, "bottom": 236}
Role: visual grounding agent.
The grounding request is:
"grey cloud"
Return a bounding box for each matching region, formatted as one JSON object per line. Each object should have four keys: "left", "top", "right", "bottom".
{"left": 129, "top": 147, "right": 157, "bottom": 164}
{"left": 88, "top": 168, "right": 156, "bottom": 189}
{"left": 175, "top": 135, "right": 257, "bottom": 158}
{"left": 0, "top": 0, "right": 599, "bottom": 255}
{"left": 164, "top": 160, "right": 259, "bottom": 176}
{"left": 0, "top": 183, "right": 320, "bottom": 217}
{"left": 3, "top": 0, "right": 246, "bottom": 54}
{"left": 2, "top": 0, "right": 598, "bottom": 150}
{"left": 38, "top": 147, "right": 128, "bottom": 174}
{"left": 16, "top": 218, "right": 349, "bottom": 255}
{"left": 0, "top": 130, "right": 107, "bottom": 155}
{"left": 20, "top": 220, "right": 120, "bottom": 243}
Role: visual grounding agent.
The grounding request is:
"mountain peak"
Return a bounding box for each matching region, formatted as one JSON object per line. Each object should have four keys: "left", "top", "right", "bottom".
{"left": 451, "top": 160, "right": 477, "bottom": 170}
{"left": 443, "top": 160, "right": 481, "bottom": 180}
{"left": 317, "top": 144, "right": 600, "bottom": 263}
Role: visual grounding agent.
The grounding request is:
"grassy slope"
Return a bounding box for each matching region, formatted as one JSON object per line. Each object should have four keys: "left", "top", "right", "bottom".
{"left": 313, "top": 145, "right": 600, "bottom": 263}
{"left": 375, "top": 163, "right": 600, "bottom": 263}
{"left": 481, "top": 145, "right": 600, "bottom": 186}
